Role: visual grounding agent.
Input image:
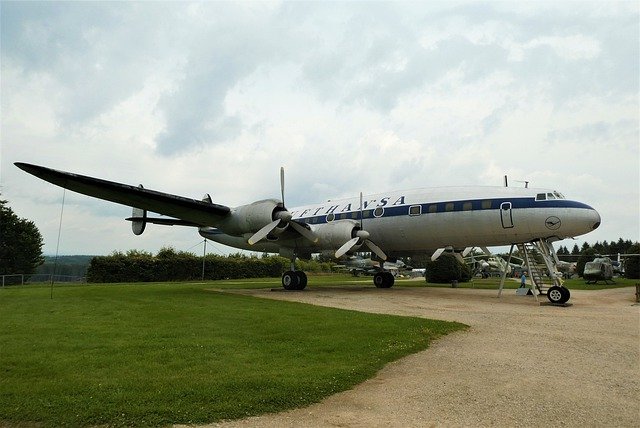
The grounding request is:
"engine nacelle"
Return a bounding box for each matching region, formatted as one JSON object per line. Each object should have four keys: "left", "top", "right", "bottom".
{"left": 216, "top": 199, "right": 284, "bottom": 236}
{"left": 312, "top": 220, "right": 359, "bottom": 252}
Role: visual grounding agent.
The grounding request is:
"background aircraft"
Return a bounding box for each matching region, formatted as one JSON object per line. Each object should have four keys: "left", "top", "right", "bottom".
{"left": 583, "top": 256, "right": 615, "bottom": 284}
{"left": 15, "top": 162, "right": 601, "bottom": 303}
{"left": 334, "top": 256, "right": 411, "bottom": 277}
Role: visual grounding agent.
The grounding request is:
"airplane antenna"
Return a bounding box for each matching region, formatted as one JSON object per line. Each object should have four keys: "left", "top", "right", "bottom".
{"left": 504, "top": 175, "right": 508, "bottom": 187}
{"left": 515, "top": 180, "right": 530, "bottom": 188}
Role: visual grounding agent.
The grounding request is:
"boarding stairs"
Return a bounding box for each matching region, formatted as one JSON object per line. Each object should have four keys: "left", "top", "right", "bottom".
{"left": 498, "top": 239, "right": 564, "bottom": 301}
{"left": 517, "top": 240, "right": 564, "bottom": 296}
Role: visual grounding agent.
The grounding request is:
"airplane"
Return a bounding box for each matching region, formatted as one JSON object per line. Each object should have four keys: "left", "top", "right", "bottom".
{"left": 14, "top": 162, "right": 601, "bottom": 303}
{"left": 466, "top": 253, "right": 515, "bottom": 278}
{"left": 334, "top": 255, "right": 411, "bottom": 277}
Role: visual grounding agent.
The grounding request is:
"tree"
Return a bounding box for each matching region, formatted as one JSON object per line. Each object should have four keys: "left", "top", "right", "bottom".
{"left": 0, "top": 200, "right": 45, "bottom": 275}
{"left": 577, "top": 248, "right": 597, "bottom": 277}
{"left": 624, "top": 244, "right": 640, "bottom": 279}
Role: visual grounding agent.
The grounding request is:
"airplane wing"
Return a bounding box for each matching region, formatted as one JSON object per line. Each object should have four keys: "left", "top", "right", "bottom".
{"left": 15, "top": 163, "right": 231, "bottom": 227}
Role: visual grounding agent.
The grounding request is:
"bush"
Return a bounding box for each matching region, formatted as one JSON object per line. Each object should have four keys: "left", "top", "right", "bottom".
{"left": 86, "top": 249, "right": 289, "bottom": 283}
{"left": 425, "top": 254, "right": 472, "bottom": 283}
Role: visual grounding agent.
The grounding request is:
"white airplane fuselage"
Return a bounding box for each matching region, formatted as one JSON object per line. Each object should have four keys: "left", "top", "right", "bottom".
{"left": 200, "top": 186, "right": 601, "bottom": 259}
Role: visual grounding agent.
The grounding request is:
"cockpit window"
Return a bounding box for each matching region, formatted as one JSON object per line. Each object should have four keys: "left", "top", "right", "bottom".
{"left": 537, "top": 192, "right": 565, "bottom": 201}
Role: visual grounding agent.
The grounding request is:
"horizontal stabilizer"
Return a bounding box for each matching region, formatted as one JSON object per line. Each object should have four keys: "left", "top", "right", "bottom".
{"left": 126, "top": 216, "right": 201, "bottom": 227}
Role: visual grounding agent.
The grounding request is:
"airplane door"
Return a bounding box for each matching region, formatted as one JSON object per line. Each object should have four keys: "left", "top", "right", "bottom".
{"left": 500, "top": 202, "right": 514, "bottom": 228}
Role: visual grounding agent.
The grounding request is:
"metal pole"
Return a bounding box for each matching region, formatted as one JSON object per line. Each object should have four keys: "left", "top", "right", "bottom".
{"left": 202, "top": 239, "right": 207, "bottom": 281}
{"left": 52, "top": 188, "right": 66, "bottom": 299}
{"left": 498, "top": 244, "right": 514, "bottom": 297}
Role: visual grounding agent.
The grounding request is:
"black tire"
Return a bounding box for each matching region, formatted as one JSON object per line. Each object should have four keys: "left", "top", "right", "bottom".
{"left": 295, "top": 271, "right": 307, "bottom": 290}
{"left": 547, "top": 286, "right": 564, "bottom": 304}
{"left": 282, "top": 271, "right": 300, "bottom": 290}
{"left": 373, "top": 272, "right": 385, "bottom": 288}
{"left": 559, "top": 286, "right": 570, "bottom": 304}
{"left": 373, "top": 272, "right": 394, "bottom": 288}
{"left": 384, "top": 272, "right": 395, "bottom": 288}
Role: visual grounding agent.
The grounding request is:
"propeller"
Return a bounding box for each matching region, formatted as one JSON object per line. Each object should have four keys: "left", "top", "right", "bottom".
{"left": 334, "top": 192, "right": 387, "bottom": 260}
{"left": 248, "top": 167, "right": 318, "bottom": 245}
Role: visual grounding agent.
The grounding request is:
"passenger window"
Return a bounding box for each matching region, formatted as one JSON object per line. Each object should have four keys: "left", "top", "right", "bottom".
{"left": 326, "top": 213, "right": 335, "bottom": 222}
{"left": 463, "top": 202, "right": 472, "bottom": 211}
{"left": 445, "top": 203, "right": 454, "bottom": 212}
{"left": 428, "top": 205, "right": 438, "bottom": 213}
{"left": 409, "top": 205, "right": 421, "bottom": 216}
{"left": 373, "top": 207, "right": 384, "bottom": 217}
{"left": 482, "top": 200, "right": 492, "bottom": 209}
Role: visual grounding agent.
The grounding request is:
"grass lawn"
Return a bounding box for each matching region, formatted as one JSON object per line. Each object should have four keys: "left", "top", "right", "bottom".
{"left": 0, "top": 280, "right": 465, "bottom": 427}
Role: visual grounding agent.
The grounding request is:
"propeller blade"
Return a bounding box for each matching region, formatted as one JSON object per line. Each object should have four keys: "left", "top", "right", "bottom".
{"left": 290, "top": 221, "right": 319, "bottom": 243}
{"left": 462, "top": 247, "right": 473, "bottom": 257}
{"left": 335, "top": 237, "right": 360, "bottom": 258}
{"left": 364, "top": 239, "right": 387, "bottom": 261}
{"left": 359, "top": 191, "right": 364, "bottom": 229}
{"left": 431, "top": 248, "right": 446, "bottom": 261}
{"left": 248, "top": 219, "right": 280, "bottom": 245}
{"left": 280, "top": 166, "right": 285, "bottom": 206}
{"left": 454, "top": 252, "right": 465, "bottom": 264}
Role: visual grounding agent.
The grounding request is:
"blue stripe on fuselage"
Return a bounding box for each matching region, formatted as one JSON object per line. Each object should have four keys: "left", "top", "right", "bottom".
{"left": 294, "top": 198, "right": 594, "bottom": 225}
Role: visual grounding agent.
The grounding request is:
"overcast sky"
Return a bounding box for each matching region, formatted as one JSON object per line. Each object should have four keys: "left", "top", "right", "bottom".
{"left": 1, "top": 1, "right": 638, "bottom": 257}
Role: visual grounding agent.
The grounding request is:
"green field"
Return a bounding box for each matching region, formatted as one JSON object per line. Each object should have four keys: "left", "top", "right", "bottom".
{"left": 0, "top": 278, "right": 465, "bottom": 427}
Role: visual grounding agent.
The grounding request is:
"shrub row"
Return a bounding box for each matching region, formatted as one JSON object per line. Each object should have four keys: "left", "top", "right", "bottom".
{"left": 86, "top": 248, "right": 333, "bottom": 283}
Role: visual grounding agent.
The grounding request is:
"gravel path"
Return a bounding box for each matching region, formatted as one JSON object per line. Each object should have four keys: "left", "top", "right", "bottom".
{"left": 196, "top": 285, "right": 639, "bottom": 427}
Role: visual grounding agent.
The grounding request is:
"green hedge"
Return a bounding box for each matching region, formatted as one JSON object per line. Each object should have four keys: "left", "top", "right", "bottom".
{"left": 86, "top": 248, "right": 333, "bottom": 283}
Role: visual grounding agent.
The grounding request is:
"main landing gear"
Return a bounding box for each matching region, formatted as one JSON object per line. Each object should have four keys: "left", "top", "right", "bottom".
{"left": 281, "top": 270, "right": 395, "bottom": 291}
{"left": 373, "top": 271, "right": 394, "bottom": 288}
{"left": 281, "top": 270, "right": 307, "bottom": 290}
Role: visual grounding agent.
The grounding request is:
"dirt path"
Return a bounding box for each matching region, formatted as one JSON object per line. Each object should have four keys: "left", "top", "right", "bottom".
{"left": 198, "top": 286, "right": 639, "bottom": 427}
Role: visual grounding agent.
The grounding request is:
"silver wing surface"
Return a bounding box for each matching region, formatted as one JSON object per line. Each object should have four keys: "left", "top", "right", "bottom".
{"left": 14, "top": 163, "right": 230, "bottom": 226}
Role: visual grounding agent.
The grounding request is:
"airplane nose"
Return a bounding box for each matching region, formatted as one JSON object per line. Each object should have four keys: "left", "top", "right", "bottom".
{"left": 591, "top": 209, "right": 601, "bottom": 230}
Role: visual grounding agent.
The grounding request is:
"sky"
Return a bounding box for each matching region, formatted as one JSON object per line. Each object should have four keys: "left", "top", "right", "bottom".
{"left": 1, "top": 1, "right": 638, "bottom": 257}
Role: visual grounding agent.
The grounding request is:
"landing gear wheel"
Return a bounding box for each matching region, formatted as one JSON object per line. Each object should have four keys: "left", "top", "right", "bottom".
{"left": 295, "top": 271, "right": 307, "bottom": 290}
{"left": 373, "top": 272, "right": 394, "bottom": 288}
{"left": 547, "top": 286, "right": 570, "bottom": 304}
{"left": 282, "top": 271, "right": 300, "bottom": 290}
